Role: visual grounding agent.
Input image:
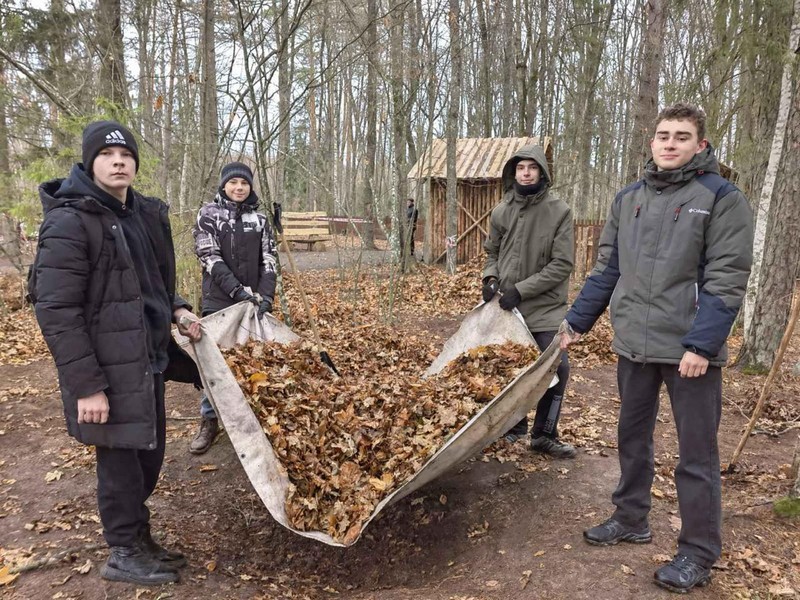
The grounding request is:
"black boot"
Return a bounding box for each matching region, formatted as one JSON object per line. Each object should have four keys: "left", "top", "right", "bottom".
{"left": 189, "top": 416, "right": 219, "bottom": 455}
{"left": 100, "top": 546, "right": 179, "bottom": 585}
{"left": 139, "top": 524, "right": 187, "bottom": 569}
{"left": 583, "top": 517, "right": 652, "bottom": 546}
{"left": 654, "top": 554, "right": 712, "bottom": 593}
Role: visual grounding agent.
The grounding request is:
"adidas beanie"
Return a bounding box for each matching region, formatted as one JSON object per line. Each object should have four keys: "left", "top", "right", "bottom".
{"left": 219, "top": 161, "right": 254, "bottom": 189}
{"left": 81, "top": 120, "right": 140, "bottom": 174}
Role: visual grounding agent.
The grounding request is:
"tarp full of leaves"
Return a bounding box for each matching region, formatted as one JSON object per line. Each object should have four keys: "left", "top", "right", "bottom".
{"left": 175, "top": 299, "right": 563, "bottom": 546}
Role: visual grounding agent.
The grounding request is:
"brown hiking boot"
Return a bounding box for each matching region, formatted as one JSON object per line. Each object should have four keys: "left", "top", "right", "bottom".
{"left": 189, "top": 417, "right": 219, "bottom": 455}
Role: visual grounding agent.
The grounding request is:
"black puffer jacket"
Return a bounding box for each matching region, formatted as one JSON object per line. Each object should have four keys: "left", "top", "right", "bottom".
{"left": 194, "top": 191, "right": 278, "bottom": 314}
{"left": 32, "top": 166, "right": 200, "bottom": 450}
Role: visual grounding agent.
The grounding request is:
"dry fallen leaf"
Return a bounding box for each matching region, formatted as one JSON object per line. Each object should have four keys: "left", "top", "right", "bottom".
{"left": 199, "top": 464, "right": 218, "bottom": 473}
{"left": 73, "top": 559, "right": 92, "bottom": 574}
{"left": 620, "top": 564, "right": 635, "bottom": 575}
{"left": 533, "top": 550, "right": 546, "bottom": 557}
{"left": 0, "top": 565, "right": 19, "bottom": 586}
{"left": 45, "top": 470, "right": 63, "bottom": 483}
{"left": 205, "top": 560, "right": 217, "bottom": 572}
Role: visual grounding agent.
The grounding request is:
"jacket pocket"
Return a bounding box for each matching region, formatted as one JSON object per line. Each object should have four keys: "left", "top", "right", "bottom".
{"left": 681, "top": 283, "right": 699, "bottom": 332}
{"left": 609, "top": 283, "right": 621, "bottom": 323}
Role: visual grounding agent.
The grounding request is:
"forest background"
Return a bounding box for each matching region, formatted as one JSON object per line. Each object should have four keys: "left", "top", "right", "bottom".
{"left": 0, "top": 0, "right": 798, "bottom": 370}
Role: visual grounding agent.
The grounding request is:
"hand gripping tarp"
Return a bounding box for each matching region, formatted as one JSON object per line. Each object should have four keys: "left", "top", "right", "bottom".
{"left": 175, "top": 298, "right": 563, "bottom": 546}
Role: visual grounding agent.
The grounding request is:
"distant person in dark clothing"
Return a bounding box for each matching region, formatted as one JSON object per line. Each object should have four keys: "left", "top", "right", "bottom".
{"left": 189, "top": 161, "right": 278, "bottom": 454}
{"left": 406, "top": 198, "right": 419, "bottom": 258}
{"left": 31, "top": 121, "right": 202, "bottom": 585}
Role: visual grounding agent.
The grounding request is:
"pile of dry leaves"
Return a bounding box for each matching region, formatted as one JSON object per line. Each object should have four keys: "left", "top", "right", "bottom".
{"left": 224, "top": 335, "right": 539, "bottom": 544}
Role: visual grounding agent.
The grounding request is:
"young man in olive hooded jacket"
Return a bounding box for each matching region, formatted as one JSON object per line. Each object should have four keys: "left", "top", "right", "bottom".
{"left": 482, "top": 144, "right": 576, "bottom": 458}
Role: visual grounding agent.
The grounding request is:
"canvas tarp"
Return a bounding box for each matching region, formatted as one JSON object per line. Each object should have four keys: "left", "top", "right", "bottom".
{"left": 174, "top": 298, "right": 563, "bottom": 546}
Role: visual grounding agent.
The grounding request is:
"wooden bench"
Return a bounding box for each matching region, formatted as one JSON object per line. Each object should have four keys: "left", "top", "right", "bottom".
{"left": 279, "top": 211, "right": 333, "bottom": 251}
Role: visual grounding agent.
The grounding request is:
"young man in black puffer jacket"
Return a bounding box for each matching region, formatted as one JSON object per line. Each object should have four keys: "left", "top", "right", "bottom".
{"left": 31, "top": 121, "right": 203, "bottom": 585}
{"left": 189, "top": 162, "right": 278, "bottom": 454}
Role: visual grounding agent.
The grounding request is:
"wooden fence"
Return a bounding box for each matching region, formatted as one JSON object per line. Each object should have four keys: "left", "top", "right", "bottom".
{"left": 573, "top": 219, "right": 605, "bottom": 281}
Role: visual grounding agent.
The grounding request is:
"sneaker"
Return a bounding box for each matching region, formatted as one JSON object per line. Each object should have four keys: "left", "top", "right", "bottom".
{"left": 139, "top": 524, "right": 187, "bottom": 569}
{"left": 583, "top": 517, "right": 652, "bottom": 546}
{"left": 189, "top": 417, "right": 219, "bottom": 455}
{"left": 504, "top": 432, "right": 526, "bottom": 443}
{"left": 654, "top": 554, "right": 711, "bottom": 593}
{"left": 100, "top": 546, "right": 179, "bottom": 585}
{"left": 530, "top": 436, "right": 577, "bottom": 459}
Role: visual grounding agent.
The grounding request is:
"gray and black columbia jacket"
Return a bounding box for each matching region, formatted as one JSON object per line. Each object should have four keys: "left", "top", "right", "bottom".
{"left": 483, "top": 144, "right": 574, "bottom": 332}
{"left": 566, "top": 147, "right": 753, "bottom": 366}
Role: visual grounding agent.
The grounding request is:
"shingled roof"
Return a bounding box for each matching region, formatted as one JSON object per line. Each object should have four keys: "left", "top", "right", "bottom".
{"left": 407, "top": 137, "right": 553, "bottom": 180}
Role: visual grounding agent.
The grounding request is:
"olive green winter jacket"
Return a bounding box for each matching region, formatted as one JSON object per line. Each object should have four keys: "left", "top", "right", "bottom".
{"left": 483, "top": 145, "right": 574, "bottom": 332}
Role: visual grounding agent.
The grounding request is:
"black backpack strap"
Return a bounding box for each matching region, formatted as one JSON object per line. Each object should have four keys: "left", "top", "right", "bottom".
{"left": 26, "top": 206, "right": 103, "bottom": 305}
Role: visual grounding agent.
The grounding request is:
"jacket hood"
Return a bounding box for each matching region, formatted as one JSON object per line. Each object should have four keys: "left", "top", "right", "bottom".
{"left": 501, "top": 144, "right": 552, "bottom": 192}
{"left": 39, "top": 164, "right": 112, "bottom": 215}
{"left": 644, "top": 145, "right": 720, "bottom": 188}
{"left": 215, "top": 189, "right": 260, "bottom": 211}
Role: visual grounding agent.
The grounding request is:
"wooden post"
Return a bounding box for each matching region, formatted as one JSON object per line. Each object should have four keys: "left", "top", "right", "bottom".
{"left": 727, "top": 283, "right": 800, "bottom": 471}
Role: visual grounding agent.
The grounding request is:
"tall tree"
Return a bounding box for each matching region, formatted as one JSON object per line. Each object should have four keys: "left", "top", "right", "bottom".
{"left": 739, "top": 0, "right": 800, "bottom": 369}
{"left": 199, "top": 0, "right": 219, "bottom": 192}
{"left": 97, "top": 0, "right": 128, "bottom": 107}
{"left": 625, "top": 0, "right": 667, "bottom": 183}
{"left": 744, "top": 0, "right": 800, "bottom": 335}
{"left": 445, "top": 0, "right": 461, "bottom": 274}
{"left": 360, "top": 0, "right": 378, "bottom": 249}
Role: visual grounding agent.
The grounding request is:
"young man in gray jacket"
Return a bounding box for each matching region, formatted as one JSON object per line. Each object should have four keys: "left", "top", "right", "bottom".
{"left": 562, "top": 103, "right": 753, "bottom": 593}
{"left": 483, "top": 144, "right": 576, "bottom": 458}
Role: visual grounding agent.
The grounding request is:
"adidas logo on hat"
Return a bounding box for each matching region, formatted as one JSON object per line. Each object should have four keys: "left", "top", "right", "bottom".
{"left": 105, "top": 130, "right": 127, "bottom": 145}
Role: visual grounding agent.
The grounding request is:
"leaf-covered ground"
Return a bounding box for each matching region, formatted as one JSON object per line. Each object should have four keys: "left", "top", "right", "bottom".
{"left": 0, "top": 253, "right": 798, "bottom": 599}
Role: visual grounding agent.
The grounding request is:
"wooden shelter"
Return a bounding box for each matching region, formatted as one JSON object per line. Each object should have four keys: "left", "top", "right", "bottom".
{"left": 408, "top": 137, "right": 553, "bottom": 265}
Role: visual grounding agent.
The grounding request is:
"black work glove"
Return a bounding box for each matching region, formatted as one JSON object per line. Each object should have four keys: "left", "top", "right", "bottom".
{"left": 499, "top": 286, "right": 522, "bottom": 311}
{"left": 233, "top": 287, "right": 259, "bottom": 305}
{"left": 258, "top": 299, "right": 273, "bottom": 318}
{"left": 482, "top": 278, "right": 499, "bottom": 303}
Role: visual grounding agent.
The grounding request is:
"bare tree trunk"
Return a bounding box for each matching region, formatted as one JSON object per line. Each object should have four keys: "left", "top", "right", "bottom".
{"left": 199, "top": 0, "right": 219, "bottom": 193}
{"left": 97, "top": 0, "right": 128, "bottom": 108}
{"left": 445, "top": 0, "right": 461, "bottom": 274}
{"left": 361, "top": 0, "right": 377, "bottom": 249}
{"left": 0, "top": 57, "right": 10, "bottom": 180}
{"left": 276, "top": 0, "right": 290, "bottom": 206}
{"left": 739, "top": 19, "right": 800, "bottom": 368}
{"left": 390, "top": 0, "right": 408, "bottom": 260}
{"left": 161, "top": 0, "right": 181, "bottom": 203}
{"left": 626, "top": 0, "right": 667, "bottom": 183}
{"left": 744, "top": 0, "right": 800, "bottom": 334}
{"left": 475, "top": 0, "right": 492, "bottom": 137}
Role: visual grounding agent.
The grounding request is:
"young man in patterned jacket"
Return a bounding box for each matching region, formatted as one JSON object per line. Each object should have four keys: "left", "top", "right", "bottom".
{"left": 562, "top": 103, "right": 753, "bottom": 593}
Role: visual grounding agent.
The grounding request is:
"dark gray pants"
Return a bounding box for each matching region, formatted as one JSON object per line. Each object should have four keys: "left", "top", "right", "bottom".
{"left": 96, "top": 374, "right": 166, "bottom": 547}
{"left": 508, "top": 330, "right": 570, "bottom": 439}
{"left": 612, "top": 356, "right": 722, "bottom": 567}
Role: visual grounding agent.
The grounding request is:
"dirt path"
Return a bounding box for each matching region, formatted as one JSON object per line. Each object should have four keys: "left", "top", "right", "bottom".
{"left": 1, "top": 338, "right": 798, "bottom": 599}
{"left": 1, "top": 253, "right": 798, "bottom": 599}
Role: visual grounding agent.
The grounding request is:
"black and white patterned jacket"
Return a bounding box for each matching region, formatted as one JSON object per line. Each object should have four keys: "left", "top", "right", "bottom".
{"left": 193, "top": 191, "right": 278, "bottom": 314}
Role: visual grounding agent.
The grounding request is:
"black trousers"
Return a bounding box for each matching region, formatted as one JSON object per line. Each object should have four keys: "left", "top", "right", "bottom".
{"left": 509, "top": 330, "right": 570, "bottom": 438}
{"left": 612, "top": 356, "right": 722, "bottom": 567}
{"left": 95, "top": 374, "right": 166, "bottom": 547}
